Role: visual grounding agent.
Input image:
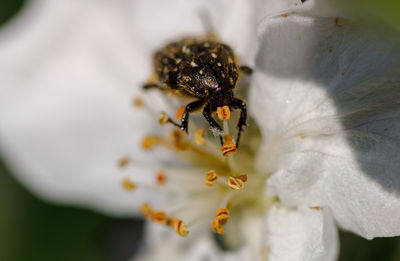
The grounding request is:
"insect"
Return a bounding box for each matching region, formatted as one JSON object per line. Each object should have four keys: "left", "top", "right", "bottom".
{"left": 143, "top": 34, "right": 252, "bottom": 147}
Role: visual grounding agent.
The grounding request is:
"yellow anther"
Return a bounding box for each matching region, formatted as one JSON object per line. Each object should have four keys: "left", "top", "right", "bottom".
{"left": 132, "top": 97, "right": 144, "bottom": 108}
{"left": 175, "top": 106, "right": 185, "bottom": 119}
{"left": 211, "top": 208, "right": 230, "bottom": 234}
{"left": 211, "top": 218, "right": 225, "bottom": 234}
{"left": 122, "top": 178, "right": 136, "bottom": 191}
{"left": 215, "top": 208, "right": 230, "bottom": 225}
{"left": 205, "top": 170, "right": 218, "bottom": 187}
{"left": 156, "top": 171, "right": 167, "bottom": 186}
{"left": 195, "top": 128, "right": 206, "bottom": 146}
{"left": 171, "top": 130, "right": 187, "bottom": 150}
{"left": 140, "top": 203, "right": 153, "bottom": 218}
{"left": 227, "top": 176, "right": 244, "bottom": 190}
{"left": 151, "top": 211, "right": 168, "bottom": 225}
{"left": 141, "top": 136, "right": 159, "bottom": 150}
{"left": 221, "top": 135, "right": 236, "bottom": 156}
{"left": 217, "top": 105, "right": 231, "bottom": 121}
{"left": 118, "top": 156, "right": 131, "bottom": 168}
{"left": 172, "top": 219, "right": 189, "bottom": 237}
{"left": 159, "top": 113, "right": 169, "bottom": 125}
{"left": 238, "top": 174, "right": 248, "bottom": 183}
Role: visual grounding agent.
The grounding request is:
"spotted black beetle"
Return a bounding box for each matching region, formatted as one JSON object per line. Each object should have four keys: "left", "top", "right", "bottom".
{"left": 143, "top": 34, "right": 252, "bottom": 147}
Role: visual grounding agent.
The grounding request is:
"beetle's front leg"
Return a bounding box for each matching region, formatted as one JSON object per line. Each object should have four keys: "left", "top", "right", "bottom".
{"left": 158, "top": 100, "right": 204, "bottom": 133}
{"left": 231, "top": 98, "right": 247, "bottom": 148}
{"left": 239, "top": 65, "right": 253, "bottom": 75}
{"left": 179, "top": 100, "right": 205, "bottom": 133}
{"left": 142, "top": 82, "right": 168, "bottom": 90}
{"left": 203, "top": 103, "right": 224, "bottom": 145}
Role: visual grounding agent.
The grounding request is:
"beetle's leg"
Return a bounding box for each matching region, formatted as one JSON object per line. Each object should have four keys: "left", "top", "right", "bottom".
{"left": 203, "top": 103, "right": 224, "bottom": 145}
{"left": 159, "top": 100, "right": 204, "bottom": 133}
{"left": 239, "top": 65, "right": 253, "bottom": 75}
{"left": 231, "top": 98, "right": 247, "bottom": 148}
{"left": 179, "top": 100, "right": 205, "bottom": 134}
{"left": 142, "top": 82, "right": 167, "bottom": 90}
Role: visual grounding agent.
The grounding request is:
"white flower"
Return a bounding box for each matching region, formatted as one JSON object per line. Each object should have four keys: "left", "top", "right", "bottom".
{"left": 1, "top": 0, "right": 400, "bottom": 261}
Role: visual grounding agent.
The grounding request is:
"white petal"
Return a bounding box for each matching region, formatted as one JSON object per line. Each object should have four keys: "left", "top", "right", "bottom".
{"left": 0, "top": 0, "right": 198, "bottom": 215}
{"left": 250, "top": 14, "right": 400, "bottom": 238}
{"left": 265, "top": 205, "right": 338, "bottom": 261}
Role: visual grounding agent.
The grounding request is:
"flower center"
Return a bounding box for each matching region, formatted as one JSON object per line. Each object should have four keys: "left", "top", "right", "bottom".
{"left": 121, "top": 103, "right": 276, "bottom": 243}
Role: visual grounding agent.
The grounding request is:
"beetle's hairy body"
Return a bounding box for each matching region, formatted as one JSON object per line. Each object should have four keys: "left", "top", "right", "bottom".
{"left": 143, "top": 35, "right": 250, "bottom": 148}
{"left": 153, "top": 36, "right": 239, "bottom": 102}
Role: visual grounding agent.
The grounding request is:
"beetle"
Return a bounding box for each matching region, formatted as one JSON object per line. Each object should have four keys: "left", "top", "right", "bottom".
{"left": 143, "top": 34, "right": 252, "bottom": 147}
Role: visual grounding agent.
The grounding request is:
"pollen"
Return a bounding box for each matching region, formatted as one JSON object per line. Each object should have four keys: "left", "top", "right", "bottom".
{"left": 171, "top": 130, "right": 187, "bottom": 150}
{"left": 159, "top": 113, "right": 169, "bottom": 125}
{"left": 211, "top": 218, "right": 225, "bottom": 234}
{"left": 238, "top": 174, "right": 248, "bottom": 183}
{"left": 151, "top": 210, "right": 168, "bottom": 225}
{"left": 221, "top": 135, "right": 236, "bottom": 156}
{"left": 140, "top": 203, "right": 153, "bottom": 218}
{"left": 215, "top": 208, "right": 230, "bottom": 225}
{"left": 211, "top": 208, "right": 230, "bottom": 234}
{"left": 156, "top": 171, "right": 167, "bottom": 186}
{"left": 205, "top": 170, "right": 218, "bottom": 187}
{"left": 195, "top": 128, "right": 206, "bottom": 145}
{"left": 175, "top": 106, "right": 186, "bottom": 119}
{"left": 227, "top": 176, "right": 246, "bottom": 190}
{"left": 141, "top": 136, "right": 159, "bottom": 150}
{"left": 122, "top": 178, "right": 136, "bottom": 191}
{"left": 172, "top": 219, "right": 189, "bottom": 237}
{"left": 217, "top": 106, "right": 231, "bottom": 121}
{"left": 132, "top": 97, "right": 145, "bottom": 108}
{"left": 118, "top": 156, "right": 131, "bottom": 168}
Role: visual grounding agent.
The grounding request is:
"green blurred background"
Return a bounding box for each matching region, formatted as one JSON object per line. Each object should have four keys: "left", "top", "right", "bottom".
{"left": 1, "top": 1, "right": 400, "bottom": 260}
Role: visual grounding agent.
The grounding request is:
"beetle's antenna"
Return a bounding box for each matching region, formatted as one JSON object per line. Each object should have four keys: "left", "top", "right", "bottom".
{"left": 198, "top": 8, "right": 215, "bottom": 34}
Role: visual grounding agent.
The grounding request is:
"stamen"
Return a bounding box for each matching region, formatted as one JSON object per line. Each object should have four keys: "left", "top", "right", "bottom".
{"left": 151, "top": 210, "right": 168, "bottom": 225}
{"left": 238, "top": 174, "right": 248, "bottom": 183}
{"left": 171, "top": 130, "right": 187, "bottom": 150}
{"left": 211, "top": 218, "right": 225, "bottom": 234}
{"left": 141, "top": 204, "right": 190, "bottom": 237}
{"left": 141, "top": 136, "right": 160, "bottom": 150}
{"left": 195, "top": 128, "right": 206, "bottom": 145}
{"left": 132, "top": 97, "right": 145, "bottom": 108}
{"left": 122, "top": 178, "right": 136, "bottom": 191}
{"left": 175, "top": 106, "right": 186, "bottom": 120}
{"left": 217, "top": 106, "right": 231, "bottom": 121}
{"left": 221, "top": 135, "right": 237, "bottom": 156}
{"left": 118, "top": 156, "right": 131, "bottom": 168}
{"left": 215, "top": 208, "right": 230, "bottom": 225}
{"left": 140, "top": 203, "right": 153, "bottom": 218}
{"left": 159, "top": 113, "right": 169, "bottom": 125}
{"left": 205, "top": 170, "right": 218, "bottom": 187}
{"left": 211, "top": 208, "right": 230, "bottom": 234}
{"left": 226, "top": 176, "right": 245, "bottom": 190}
{"left": 171, "top": 219, "right": 189, "bottom": 237}
{"left": 156, "top": 171, "right": 167, "bottom": 186}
